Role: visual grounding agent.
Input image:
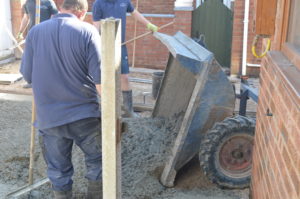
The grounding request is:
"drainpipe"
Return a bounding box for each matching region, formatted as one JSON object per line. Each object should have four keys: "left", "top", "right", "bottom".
{"left": 242, "top": 0, "right": 250, "bottom": 76}
{"left": 247, "top": 63, "right": 261, "bottom": 67}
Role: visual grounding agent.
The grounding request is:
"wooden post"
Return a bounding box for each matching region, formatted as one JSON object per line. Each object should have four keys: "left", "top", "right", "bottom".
{"left": 28, "top": 0, "right": 40, "bottom": 185}
{"left": 101, "top": 18, "right": 122, "bottom": 199}
{"left": 131, "top": 0, "right": 139, "bottom": 68}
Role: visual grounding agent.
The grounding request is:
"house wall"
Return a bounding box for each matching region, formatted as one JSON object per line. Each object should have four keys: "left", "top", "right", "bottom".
{"left": 0, "top": 0, "right": 14, "bottom": 59}
{"left": 252, "top": 51, "right": 300, "bottom": 199}
{"left": 230, "top": 0, "right": 261, "bottom": 77}
{"left": 251, "top": 0, "right": 300, "bottom": 197}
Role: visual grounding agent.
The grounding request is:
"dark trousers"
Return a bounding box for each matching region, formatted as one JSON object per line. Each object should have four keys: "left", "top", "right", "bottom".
{"left": 39, "top": 117, "right": 102, "bottom": 191}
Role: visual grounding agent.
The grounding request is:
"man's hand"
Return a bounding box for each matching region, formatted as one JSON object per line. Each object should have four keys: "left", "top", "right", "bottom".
{"left": 147, "top": 23, "right": 158, "bottom": 32}
{"left": 17, "top": 32, "right": 24, "bottom": 41}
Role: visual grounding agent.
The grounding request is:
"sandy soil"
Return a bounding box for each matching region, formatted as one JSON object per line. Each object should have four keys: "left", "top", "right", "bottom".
{"left": 0, "top": 61, "right": 251, "bottom": 198}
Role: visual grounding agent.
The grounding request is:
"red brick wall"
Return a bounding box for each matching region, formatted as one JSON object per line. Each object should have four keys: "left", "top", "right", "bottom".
{"left": 230, "top": 0, "right": 261, "bottom": 76}
{"left": 53, "top": 0, "right": 176, "bottom": 13}
{"left": 10, "top": 0, "right": 26, "bottom": 58}
{"left": 10, "top": 0, "right": 25, "bottom": 36}
{"left": 130, "top": 0, "right": 175, "bottom": 14}
{"left": 126, "top": 16, "right": 175, "bottom": 69}
{"left": 252, "top": 52, "right": 300, "bottom": 199}
{"left": 126, "top": 10, "right": 191, "bottom": 69}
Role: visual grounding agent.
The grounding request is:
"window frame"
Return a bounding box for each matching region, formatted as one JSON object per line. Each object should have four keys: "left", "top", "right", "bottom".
{"left": 281, "top": 0, "right": 300, "bottom": 69}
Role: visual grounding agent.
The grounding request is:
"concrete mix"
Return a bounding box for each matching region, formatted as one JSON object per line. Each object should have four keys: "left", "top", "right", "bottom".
{"left": 0, "top": 97, "right": 249, "bottom": 199}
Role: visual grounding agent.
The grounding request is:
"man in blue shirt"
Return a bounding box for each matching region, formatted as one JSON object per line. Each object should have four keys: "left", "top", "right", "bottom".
{"left": 18, "top": 0, "right": 58, "bottom": 36}
{"left": 92, "top": 0, "right": 158, "bottom": 117}
{"left": 20, "top": 0, "right": 102, "bottom": 198}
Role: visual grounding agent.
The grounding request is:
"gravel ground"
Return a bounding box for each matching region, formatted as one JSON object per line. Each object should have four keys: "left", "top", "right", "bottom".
{"left": 0, "top": 95, "right": 249, "bottom": 199}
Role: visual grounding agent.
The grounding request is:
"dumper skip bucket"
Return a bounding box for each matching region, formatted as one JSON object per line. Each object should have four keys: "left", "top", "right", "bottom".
{"left": 152, "top": 31, "right": 235, "bottom": 187}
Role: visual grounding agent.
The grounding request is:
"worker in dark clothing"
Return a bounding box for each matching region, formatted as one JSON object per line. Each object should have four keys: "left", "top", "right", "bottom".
{"left": 92, "top": 0, "right": 158, "bottom": 117}
{"left": 20, "top": 0, "right": 102, "bottom": 198}
{"left": 18, "top": 0, "right": 58, "bottom": 36}
{"left": 18, "top": 0, "right": 58, "bottom": 88}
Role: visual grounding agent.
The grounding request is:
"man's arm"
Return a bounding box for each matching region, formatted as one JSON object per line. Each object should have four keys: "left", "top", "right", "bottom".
{"left": 48, "top": 0, "right": 59, "bottom": 16}
{"left": 17, "top": 14, "right": 30, "bottom": 39}
{"left": 92, "top": 0, "right": 102, "bottom": 32}
{"left": 96, "top": 84, "right": 101, "bottom": 96}
{"left": 131, "top": 10, "right": 158, "bottom": 32}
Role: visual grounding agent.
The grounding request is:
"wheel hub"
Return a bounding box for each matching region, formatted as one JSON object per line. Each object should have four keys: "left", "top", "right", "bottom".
{"left": 218, "top": 135, "right": 253, "bottom": 178}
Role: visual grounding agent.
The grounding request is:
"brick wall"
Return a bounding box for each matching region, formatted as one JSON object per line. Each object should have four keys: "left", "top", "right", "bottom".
{"left": 53, "top": 0, "right": 175, "bottom": 14}
{"left": 10, "top": 0, "right": 25, "bottom": 36}
{"left": 252, "top": 51, "right": 300, "bottom": 199}
{"left": 126, "top": 10, "right": 191, "bottom": 69}
{"left": 10, "top": 0, "right": 26, "bottom": 58}
{"left": 230, "top": 0, "right": 261, "bottom": 76}
{"left": 126, "top": 16, "right": 175, "bottom": 69}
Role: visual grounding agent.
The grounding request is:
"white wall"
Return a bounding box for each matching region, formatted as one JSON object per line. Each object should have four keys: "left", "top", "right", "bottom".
{"left": 0, "top": 0, "right": 13, "bottom": 59}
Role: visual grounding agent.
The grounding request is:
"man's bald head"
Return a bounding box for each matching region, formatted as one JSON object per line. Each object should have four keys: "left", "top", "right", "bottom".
{"left": 62, "top": 0, "right": 88, "bottom": 11}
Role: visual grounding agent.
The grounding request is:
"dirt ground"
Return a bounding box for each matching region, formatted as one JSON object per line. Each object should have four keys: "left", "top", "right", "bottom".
{"left": 0, "top": 60, "right": 254, "bottom": 198}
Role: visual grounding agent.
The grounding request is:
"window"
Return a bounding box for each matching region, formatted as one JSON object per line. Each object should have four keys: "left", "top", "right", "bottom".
{"left": 286, "top": 0, "right": 300, "bottom": 51}
{"left": 281, "top": 0, "right": 300, "bottom": 69}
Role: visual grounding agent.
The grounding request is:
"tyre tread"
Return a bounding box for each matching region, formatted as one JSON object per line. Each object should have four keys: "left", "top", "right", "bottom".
{"left": 199, "top": 115, "right": 255, "bottom": 189}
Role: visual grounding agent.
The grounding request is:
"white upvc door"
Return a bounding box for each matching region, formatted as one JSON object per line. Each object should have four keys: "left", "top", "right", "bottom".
{"left": 0, "top": 0, "right": 13, "bottom": 59}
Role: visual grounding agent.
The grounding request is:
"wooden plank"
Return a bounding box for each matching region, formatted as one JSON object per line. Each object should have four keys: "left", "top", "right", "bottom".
{"left": 129, "top": 77, "right": 152, "bottom": 84}
{"left": 0, "top": 73, "right": 22, "bottom": 84}
{"left": 129, "top": 67, "right": 164, "bottom": 75}
{"left": 6, "top": 178, "right": 49, "bottom": 198}
{"left": 101, "top": 18, "right": 122, "bottom": 199}
{"left": 0, "top": 82, "right": 32, "bottom": 95}
{"left": 254, "top": 0, "right": 277, "bottom": 35}
{"left": 133, "top": 103, "right": 154, "bottom": 112}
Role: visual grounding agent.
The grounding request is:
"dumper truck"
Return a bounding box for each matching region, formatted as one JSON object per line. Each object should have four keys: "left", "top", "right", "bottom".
{"left": 152, "top": 31, "right": 256, "bottom": 189}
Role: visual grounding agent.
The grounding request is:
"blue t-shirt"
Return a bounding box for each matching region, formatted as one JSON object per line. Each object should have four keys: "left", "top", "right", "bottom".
{"left": 24, "top": 0, "right": 58, "bottom": 30}
{"left": 92, "top": 0, "right": 135, "bottom": 42}
{"left": 20, "top": 13, "right": 101, "bottom": 130}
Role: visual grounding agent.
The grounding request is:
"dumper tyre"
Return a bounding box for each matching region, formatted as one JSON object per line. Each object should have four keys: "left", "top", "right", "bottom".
{"left": 199, "top": 115, "right": 255, "bottom": 189}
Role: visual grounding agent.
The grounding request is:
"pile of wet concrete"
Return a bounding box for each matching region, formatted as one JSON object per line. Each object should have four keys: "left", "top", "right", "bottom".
{"left": 0, "top": 97, "right": 248, "bottom": 199}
